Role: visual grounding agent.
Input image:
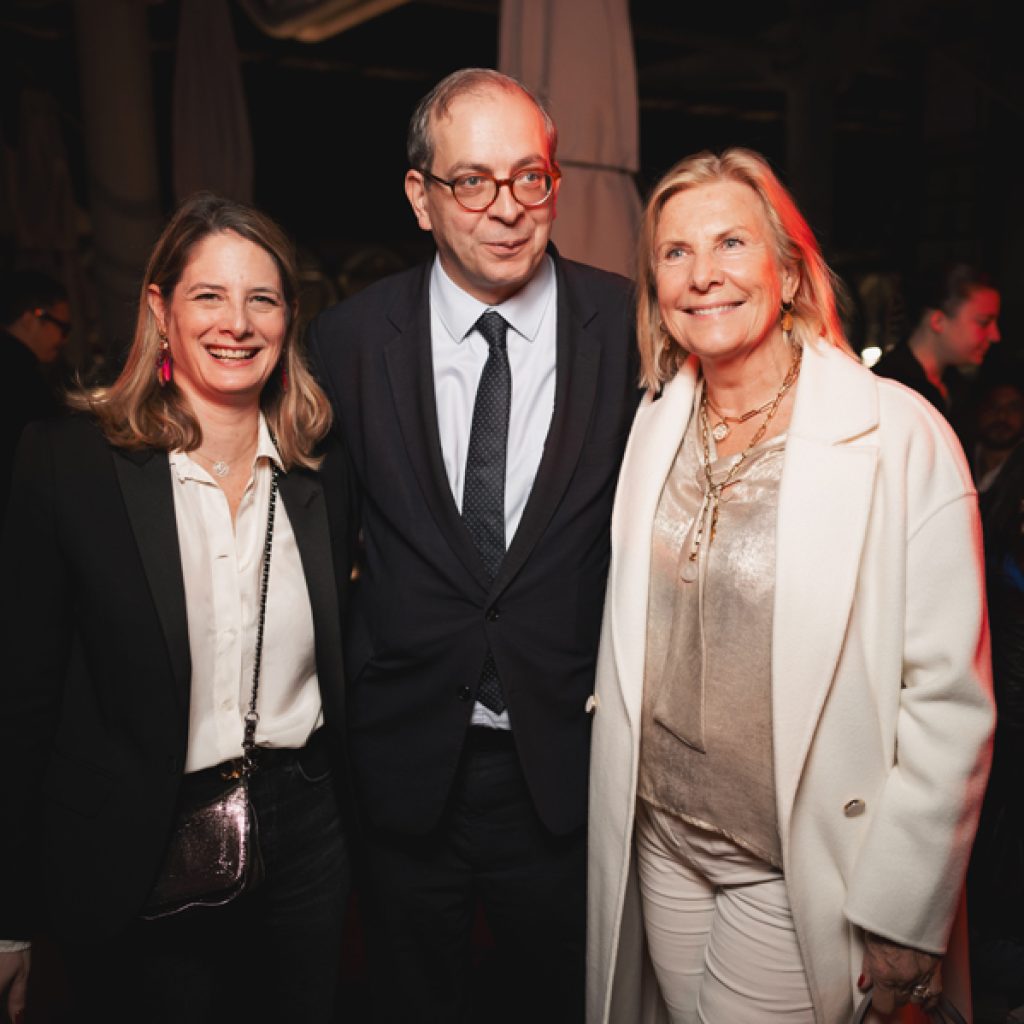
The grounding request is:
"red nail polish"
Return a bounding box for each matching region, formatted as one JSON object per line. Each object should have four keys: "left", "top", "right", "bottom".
{"left": 857, "top": 973, "right": 867, "bottom": 989}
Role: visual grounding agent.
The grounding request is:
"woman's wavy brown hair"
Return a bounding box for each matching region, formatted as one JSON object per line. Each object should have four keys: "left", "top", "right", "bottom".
{"left": 71, "top": 192, "right": 331, "bottom": 469}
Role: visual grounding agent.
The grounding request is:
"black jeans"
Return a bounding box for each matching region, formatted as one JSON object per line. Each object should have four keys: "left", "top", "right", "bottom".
{"left": 65, "top": 736, "right": 350, "bottom": 1024}
{"left": 361, "top": 727, "right": 586, "bottom": 1024}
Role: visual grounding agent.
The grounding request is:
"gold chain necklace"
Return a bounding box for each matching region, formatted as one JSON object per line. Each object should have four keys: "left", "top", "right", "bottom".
{"left": 687, "top": 344, "right": 802, "bottom": 565}
{"left": 706, "top": 392, "right": 778, "bottom": 442}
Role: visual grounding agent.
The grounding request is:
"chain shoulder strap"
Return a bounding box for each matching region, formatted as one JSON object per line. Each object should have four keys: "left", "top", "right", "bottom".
{"left": 241, "top": 463, "right": 280, "bottom": 775}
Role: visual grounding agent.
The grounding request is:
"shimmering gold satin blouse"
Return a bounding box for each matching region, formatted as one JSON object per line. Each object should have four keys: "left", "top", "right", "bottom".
{"left": 638, "top": 397, "right": 786, "bottom": 867}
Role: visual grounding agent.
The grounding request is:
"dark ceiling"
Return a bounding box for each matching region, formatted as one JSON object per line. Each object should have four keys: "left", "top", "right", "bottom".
{"left": 1, "top": 0, "right": 1021, "bottom": 321}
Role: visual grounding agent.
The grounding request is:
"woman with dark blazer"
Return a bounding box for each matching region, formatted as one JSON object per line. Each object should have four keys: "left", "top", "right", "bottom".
{"left": 0, "top": 193, "right": 355, "bottom": 1024}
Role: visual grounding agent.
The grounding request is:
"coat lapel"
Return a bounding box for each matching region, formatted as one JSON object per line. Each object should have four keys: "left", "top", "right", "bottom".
{"left": 496, "top": 255, "right": 604, "bottom": 593}
{"left": 112, "top": 447, "right": 191, "bottom": 712}
{"left": 610, "top": 359, "right": 699, "bottom": 734}
{"left": 772, "top": 340, "right": 879, "bottom": 836}
{"left": 382, "top": 265, "right": 491, "bottom": 591}
{"left": 278, "top": 468, "right": 347, "bottom": 728}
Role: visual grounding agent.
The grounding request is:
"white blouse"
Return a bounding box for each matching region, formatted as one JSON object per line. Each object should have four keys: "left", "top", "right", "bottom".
{"left": 169, "top": 416, "right": 321, "bottom": 773}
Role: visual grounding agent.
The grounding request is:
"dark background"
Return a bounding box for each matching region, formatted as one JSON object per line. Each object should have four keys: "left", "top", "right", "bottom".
{"left": 2, "top": 0, "right": 1022, "bottom": 362}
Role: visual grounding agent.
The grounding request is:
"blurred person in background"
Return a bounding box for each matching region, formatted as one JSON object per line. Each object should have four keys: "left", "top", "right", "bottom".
{"left": 0, "top": 269, "right": 71, "bottom": 518}
{"left": 873, "top": 262, "right": 1000, "bottom": 452}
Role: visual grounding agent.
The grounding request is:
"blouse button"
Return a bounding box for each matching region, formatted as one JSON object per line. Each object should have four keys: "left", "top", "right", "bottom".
{"left": 843, "top": 799, "right": 866, "bottom": 818}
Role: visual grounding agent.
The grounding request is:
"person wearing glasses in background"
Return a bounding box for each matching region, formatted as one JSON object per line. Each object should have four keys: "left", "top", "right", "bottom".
{"left": 307, "top": 68, "right": 637, "bottom": 1023}
{"left": 0, "top": 269, "right": 72, "bottom": 519}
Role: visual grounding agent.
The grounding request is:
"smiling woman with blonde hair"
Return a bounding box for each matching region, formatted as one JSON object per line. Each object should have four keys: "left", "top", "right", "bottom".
{"left": 0, "top": 192, "right": 355, "bottom": 1024}
{"left": 587, "top": 148, "right": 993, "bottom": 1023}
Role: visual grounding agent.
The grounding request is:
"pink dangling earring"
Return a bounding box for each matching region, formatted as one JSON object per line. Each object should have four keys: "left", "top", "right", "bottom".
{"left": 156, "top": 334, "right": 173, "bottom": 386}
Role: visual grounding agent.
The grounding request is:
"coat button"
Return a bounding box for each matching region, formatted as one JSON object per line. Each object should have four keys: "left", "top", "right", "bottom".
{"left": 486, "top": 607, "right": 500, "bottom": 622}
{"left": 843, "top": 799, "right": 866, "bottom": 818}
{"left": 457, "top": 685, "right": 472, "bottom": 701}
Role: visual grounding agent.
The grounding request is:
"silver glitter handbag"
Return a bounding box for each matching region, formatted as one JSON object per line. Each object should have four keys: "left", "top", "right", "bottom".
{"left": 141, "top": 466, "right": 279, "bottom": 919}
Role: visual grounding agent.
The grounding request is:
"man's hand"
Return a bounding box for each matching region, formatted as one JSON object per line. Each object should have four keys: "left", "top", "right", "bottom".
{"left": 861, "top": 932, "right": 941, "bottom": 1013}
{"left": 0, "top": 949, "right": 29, "bottom": 1023}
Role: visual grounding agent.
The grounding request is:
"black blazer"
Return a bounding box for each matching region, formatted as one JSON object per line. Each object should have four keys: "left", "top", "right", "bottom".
{"left": 0, "top": 416, "right": 354, "bottom": 941}
{"left": 308, "top": 249, "right": 637, "bottom": 837}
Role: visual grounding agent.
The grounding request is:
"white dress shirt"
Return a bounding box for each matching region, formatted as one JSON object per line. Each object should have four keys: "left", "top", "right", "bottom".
{"left": 170, "top": 415, "right": 322, "bottom": 773}
{"left": 430, "top": 255, "right": 558, "bottom": 727}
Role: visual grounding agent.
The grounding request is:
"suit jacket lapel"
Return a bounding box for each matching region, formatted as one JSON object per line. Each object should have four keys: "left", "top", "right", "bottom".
{"left": 496, "top": 253, "right": 603, "bottom": 593}
{"left": 278, "top": 468, "right": 347, "bottom": 728}
{"left": 772, "top": 340, "right": 878, "bottom": 836}
{"left": 383, "top": 265, "right": 491, "bottom": 590}
{"left": 112, "top": 447, "right": 191, "bottom": 712}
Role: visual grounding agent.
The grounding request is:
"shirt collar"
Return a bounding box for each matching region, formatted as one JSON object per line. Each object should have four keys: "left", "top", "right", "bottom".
{"left": 169, "top": 412, "right": 283, "bottom": 483}
{"left": 430, "top": 253, "right": 556, "bottom": 345}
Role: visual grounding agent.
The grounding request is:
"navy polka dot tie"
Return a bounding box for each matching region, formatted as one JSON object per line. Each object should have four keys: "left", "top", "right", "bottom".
{"left": 463, "top": 309, "right": 511, "bottom": 713}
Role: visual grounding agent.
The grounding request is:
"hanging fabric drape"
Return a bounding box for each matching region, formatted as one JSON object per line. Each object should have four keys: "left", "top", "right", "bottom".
{"left": 173, "top": 0, "right": 254, "bottom": 203}
{"left": 499, "top": 0, "right": 642, "bottom": 279}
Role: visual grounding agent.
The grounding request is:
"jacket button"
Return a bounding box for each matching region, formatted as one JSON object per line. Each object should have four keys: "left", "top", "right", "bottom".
{"left": 486, "top": 607, "right": 500, "bottom": 622}
{"left": 457, "top": 685, "right": 472, "bottom": 701}
{"left": 843, "top": 799, "right": 866, "bottom": 818}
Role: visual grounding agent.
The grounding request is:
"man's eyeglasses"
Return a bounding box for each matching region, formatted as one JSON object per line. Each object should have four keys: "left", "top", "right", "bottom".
{"left": 35, "top": 308, "right": 72, "bottom": 339}
{"left": 421, "top": 167, "right": 560, "bottom": 212}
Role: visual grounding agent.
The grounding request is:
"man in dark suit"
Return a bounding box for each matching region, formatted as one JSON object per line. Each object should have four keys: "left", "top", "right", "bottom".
{"left": 308, "top": 68, "right": 637, "bottom": 1023}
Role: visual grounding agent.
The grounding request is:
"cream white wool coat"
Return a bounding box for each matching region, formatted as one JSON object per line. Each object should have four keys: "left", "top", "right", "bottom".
{"left": 586, "top": 338, "right": 994, "bottom": 1024}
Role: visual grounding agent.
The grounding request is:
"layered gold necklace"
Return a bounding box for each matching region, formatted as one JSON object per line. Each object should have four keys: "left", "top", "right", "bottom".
{"left": 686, "top": 343, "right": 802, "bottom": 568}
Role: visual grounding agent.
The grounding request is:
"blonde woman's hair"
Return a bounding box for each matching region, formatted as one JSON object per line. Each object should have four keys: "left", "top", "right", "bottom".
{"left": 70, "top": 192, "right": 331, "bottom": 469}
{"left": 636, "top": 148, "right": 848, "bottom": 392}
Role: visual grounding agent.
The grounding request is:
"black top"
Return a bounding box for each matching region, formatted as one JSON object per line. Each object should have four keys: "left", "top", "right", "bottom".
{"left": 873, "top": 342, "right": 975, "bottom": 451}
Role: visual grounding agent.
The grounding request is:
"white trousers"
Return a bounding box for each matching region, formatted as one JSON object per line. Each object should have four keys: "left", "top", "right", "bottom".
{"left": 635, "top": 800, "right": 815, "bottom": 1024}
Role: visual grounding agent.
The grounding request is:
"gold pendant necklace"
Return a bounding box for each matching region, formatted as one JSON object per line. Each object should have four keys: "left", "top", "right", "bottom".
{"left": 687, "top": 344, "right": 802, "bottom": 566}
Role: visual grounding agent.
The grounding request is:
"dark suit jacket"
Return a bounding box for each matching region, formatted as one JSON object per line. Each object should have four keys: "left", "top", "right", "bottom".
{"left": 0, "top": 415, "right": 354, "bottom": 941}
{"left": 308, "top": 250, "right": 637, "bottom": 837}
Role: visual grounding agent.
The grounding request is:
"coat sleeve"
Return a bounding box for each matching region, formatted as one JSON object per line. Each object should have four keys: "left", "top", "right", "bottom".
{"left": 844, "top": 421, "right": 994, "bottom": 953}
{"left": 0, "top": 422, "right": 73, "bottom": 939}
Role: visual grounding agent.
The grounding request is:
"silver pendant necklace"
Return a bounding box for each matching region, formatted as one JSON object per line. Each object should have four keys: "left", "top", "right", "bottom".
{"left": 194, "top": 450, "right": 239, "bottom": 479}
